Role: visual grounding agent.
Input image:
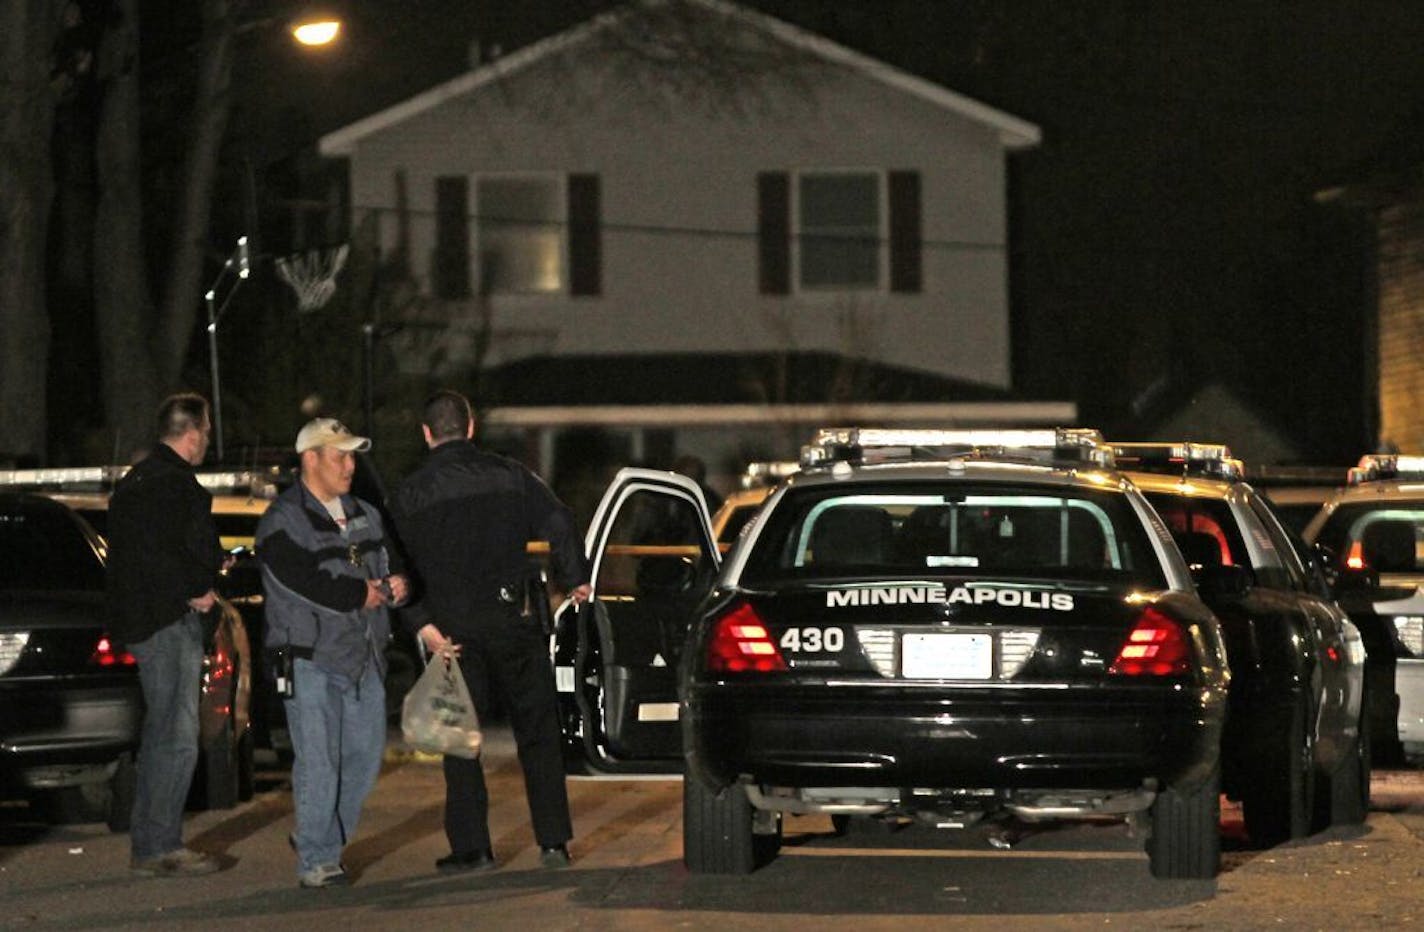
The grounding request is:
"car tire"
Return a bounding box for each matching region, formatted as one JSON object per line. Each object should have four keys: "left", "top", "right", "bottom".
{"left": 1326, "top": 699, "right": 1371, "bottom": 826}
{"left": 199, "top": 718, "right": 240, "bottom": 810}
{"left": 1242, "top": 696, "right": 1314, "bottom": 847}
{"left": 107, "top": 751, "right": 136, "bottom": 833}
{"left": 1148, "top": 764, "right": 1220, "bottom": 879}
{"left": 237, "top": 728, "right": 256, "bottom": 802}
{"left": 683, "top": 777, "right": 758, "bottom": 874}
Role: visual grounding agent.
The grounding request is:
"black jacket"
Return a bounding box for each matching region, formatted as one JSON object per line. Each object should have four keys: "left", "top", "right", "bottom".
{"left": 106, "top": 444, "right": 222, "bottom": 645}
{"left": 390, "top": 440, "right": 589, "bottom": 638}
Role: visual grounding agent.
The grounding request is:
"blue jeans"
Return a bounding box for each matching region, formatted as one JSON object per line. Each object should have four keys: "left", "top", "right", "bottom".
{"left": 127, "top": 613, "right": 204, "bottom": 861}
{"left": 284, "top": 658, "right": 386, "bottom": 875}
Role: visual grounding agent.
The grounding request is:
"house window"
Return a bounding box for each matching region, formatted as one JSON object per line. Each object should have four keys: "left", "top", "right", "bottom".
{"left": 477, "top": 176, "right": 564, "bottom": 295}
{"left": 797, "top": 172, "right": 881, "bottom": 290}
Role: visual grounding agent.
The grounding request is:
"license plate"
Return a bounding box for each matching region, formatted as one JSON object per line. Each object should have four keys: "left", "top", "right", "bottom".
{"left": 901, "top": 633, "right": 993, "bottom": 679}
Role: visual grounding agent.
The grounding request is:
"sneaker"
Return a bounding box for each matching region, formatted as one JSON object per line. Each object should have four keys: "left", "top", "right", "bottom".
{"left": 435, "top": 849, "right": 498, "bottom": 874}
{"left": 539, "top": 844, "right": 572, "bottom": 869}
{"left": 298, "top": 863, "right": 350, "bottom": 888}
{"left": 131, "top": 848, "right": 220, "bottom": 877}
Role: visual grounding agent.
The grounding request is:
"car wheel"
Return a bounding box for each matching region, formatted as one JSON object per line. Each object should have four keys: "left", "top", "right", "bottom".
{"left": 237, "top": 728, "right": 256, "bottom": 802}
{"left": 107, "top": 751, "right": 136, "bottom": 833}
{"left": 41, "top": 781, "right": 109, "bottom": 825}
{"left": 1242, "top": 696, "right": 1314, "bottom": 847}
{"left": 683, "top": 777, "right": 758, "bottom": 874}
{"left": 1326, "top": 696, "right": 1371, "bottom": 826}
{"left": 198, "top": 718, "right": 240, "bottom": 810}
{"left": 1147, "top": 764, "right": 1220, "bottom": 879}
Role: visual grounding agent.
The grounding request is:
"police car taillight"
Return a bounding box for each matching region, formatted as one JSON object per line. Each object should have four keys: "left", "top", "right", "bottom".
{"left": 1108, "top": 608, "right": 1190, "bottom": 676}
{"left": 706, "top": 603, "right": 787, "bottom": 673}
{"left": 91, "top": 635, "right": 136, "bottom": 668}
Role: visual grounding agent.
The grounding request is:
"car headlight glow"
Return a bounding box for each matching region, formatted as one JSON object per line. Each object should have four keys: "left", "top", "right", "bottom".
{"left": 0, "top": 632, "right": 31, "bottom": 676}
{"left": 1394, "top": 616, "right": 1424, "bottom": 657}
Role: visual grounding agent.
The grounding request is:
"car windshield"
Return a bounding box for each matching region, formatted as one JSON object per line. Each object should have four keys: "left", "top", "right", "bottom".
{"left": 0, "top": 504, "right": 105, "bottom": 592}
{"left": 1313, "top": 502, "right": 1424, "bottom": 574}
{"left": 739, "top": 481, "right": 1167, "bottom": 587}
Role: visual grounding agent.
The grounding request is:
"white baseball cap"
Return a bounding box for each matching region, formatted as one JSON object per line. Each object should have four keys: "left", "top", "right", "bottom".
{"left": 295, "top": 418, "right": 372, "bottom": 454}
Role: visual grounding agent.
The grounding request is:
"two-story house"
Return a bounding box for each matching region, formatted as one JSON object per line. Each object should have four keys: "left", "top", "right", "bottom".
{"left": 317, "top": 0, "right": 1060, "bottom": 485}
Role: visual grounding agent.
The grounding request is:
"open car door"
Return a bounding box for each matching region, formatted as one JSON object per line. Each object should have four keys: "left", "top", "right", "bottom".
{"left": 553, "top": 468, "right": 719, "bottom": 774}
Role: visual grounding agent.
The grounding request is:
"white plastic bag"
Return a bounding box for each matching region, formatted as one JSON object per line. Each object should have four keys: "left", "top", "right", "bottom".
{"left": 401, "top": 656, "right": 482, "bottom": 759}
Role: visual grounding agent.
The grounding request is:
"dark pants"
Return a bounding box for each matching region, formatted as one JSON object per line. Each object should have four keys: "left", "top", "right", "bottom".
{"left": 445, "top": 612, "right": 571, "bottom": 854}
{"left": 127, "top": 613, "right": 203, "bottom": 861}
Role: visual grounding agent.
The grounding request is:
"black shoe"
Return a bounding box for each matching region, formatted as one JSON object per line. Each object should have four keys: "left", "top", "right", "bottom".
{"left": 436, "top": 850, "right": 497, "bottom": 874}
{"left": 539, "top": 844, "right": 571, "bottom": 869}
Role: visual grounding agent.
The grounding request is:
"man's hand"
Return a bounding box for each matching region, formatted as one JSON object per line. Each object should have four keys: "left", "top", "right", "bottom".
{"left": 570, "top": 583, "right": 592, "bottom": 606}
{"left": 187, "top": 589, "right": 217, "bottom": 613}
{"left": 362, "top": 579, "right": 386, "bottom": 610}
{"left": 386, "top": 573, "right": 410, "bottom": 606}
{"left": 418, "top": 623, "right": 460, "bottom": 659}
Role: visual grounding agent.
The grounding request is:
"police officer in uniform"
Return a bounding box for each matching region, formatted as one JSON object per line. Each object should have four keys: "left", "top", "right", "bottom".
{"left": 390, "top": 390, "right": 590, "bottom": 873}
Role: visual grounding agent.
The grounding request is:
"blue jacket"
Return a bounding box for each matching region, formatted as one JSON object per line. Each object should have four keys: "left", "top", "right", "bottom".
{"left": 255, "top": 481, "right": 400, "bottom": 681}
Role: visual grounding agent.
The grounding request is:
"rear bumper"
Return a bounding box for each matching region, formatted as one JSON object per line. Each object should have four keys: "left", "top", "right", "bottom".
{"left": 0, "top": 683, "right": 141, "bottom": 792}
{"left": 685, "top": 680, "right": 1224, "bottom": 793}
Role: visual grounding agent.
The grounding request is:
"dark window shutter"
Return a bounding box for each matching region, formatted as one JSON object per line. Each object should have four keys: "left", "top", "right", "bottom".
{"left": 758, "top": 172, "right": 790, "bottom": 295}
{"left": 888, "top": 170, "right": 922, "bottom": 294}
{"left": 568, "top": 174, "right": 601, "bottom": 297}
{"left": 434, "top": 176, "right": 470, "bottom": 299}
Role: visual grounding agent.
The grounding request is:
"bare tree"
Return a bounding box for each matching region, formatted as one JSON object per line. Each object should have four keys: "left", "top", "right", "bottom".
{"left": 92, "top": 0, "right": 160, "bottom": 459}
{"left": 0, "top": 0, "right": 66, "bottom": 463}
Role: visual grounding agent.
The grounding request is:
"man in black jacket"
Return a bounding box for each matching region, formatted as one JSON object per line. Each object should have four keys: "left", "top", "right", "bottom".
{"left": 391, "top": 390, "right": 590, "bottom": 873}
{"left": 107, "top": 393, "right": 223, "bottom": 877}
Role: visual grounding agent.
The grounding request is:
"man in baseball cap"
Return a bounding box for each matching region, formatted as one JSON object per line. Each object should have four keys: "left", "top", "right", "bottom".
{"left": 256, "top": 415, "right": 405, "bottom": 887}
{"left": 295, "top": 418, "right": 372, "bottom": 455}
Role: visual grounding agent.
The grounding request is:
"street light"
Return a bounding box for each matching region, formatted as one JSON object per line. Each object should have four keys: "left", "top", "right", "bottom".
{"left": 291, "top": 19, "right": 341, "bottom": 47}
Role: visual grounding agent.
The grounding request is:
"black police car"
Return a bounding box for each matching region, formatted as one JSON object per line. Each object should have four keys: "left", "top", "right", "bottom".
{"left": 1114, "top": 442, "right": 1369, "bottom": 847}
{"left": 555, "top": 429, "right": 1232, "bottom": 879}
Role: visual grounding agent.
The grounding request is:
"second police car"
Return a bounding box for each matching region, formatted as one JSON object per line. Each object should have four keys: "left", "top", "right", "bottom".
{"left": 1113, "top": 442, "right": 1369, "bottom": 846}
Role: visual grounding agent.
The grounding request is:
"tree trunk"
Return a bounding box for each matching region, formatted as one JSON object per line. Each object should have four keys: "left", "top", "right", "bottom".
{"left": 155, "top": 0, "right": 235, "bottom": 390}
{"left": 0, "top": 0, "right": 63, "bottom": 463}
{"left": 92, "top": 0, "right": 160, "bottom": 462}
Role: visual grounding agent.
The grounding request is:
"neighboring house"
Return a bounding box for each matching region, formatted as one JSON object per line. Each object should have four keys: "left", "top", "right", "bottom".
{"left": 1122, "top": 380, "right": 1306, "bottom": 467}
{"left": 317, "top": 0, "right": 1053, "bottom": 481}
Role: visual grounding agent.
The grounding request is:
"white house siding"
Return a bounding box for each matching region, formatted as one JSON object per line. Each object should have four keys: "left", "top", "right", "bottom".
{"left": 344, "top": 37, "right": 1017, "bottom": 390}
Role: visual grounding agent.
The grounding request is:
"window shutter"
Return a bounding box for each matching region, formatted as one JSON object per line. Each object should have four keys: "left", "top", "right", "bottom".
{"left": 888, "top": 170, "right": 922, "bottom": 294}
{"left": 758, "top": 172, "right": 790, "bottom": 295}
{"left": 434, "top": 176, "right": 470, "bottom": 299}
{"left": 568, "top": 174, "right": 601, "bottom": 297}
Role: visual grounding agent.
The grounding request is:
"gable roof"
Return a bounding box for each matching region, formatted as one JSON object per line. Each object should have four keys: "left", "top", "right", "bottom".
{"left": 319, "top": 0, "right": 1041, "bottom": 157}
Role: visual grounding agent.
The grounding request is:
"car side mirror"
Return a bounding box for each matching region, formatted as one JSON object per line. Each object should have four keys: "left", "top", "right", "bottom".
{"left": 1332, "top": 565, "right": 1379, "bottom": 593}
{"left": 1192, "top": 563, "right": 1253, "bottom": 600}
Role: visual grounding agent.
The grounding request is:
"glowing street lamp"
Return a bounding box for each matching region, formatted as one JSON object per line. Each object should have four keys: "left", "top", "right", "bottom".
{"left": 291, "top": 19, "right": 341, "bottom": 47}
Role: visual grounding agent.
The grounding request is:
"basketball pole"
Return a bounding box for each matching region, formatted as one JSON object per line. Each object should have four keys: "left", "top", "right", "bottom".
{"left": 205, "top": 236, "right": 250, "bottom": 464}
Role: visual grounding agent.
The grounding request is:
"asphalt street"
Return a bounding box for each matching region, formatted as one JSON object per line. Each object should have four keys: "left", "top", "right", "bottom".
{"left": 2, "top": 727, "right": 1422, "bottom": 930}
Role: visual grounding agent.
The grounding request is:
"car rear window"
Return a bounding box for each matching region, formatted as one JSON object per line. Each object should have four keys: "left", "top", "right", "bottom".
{"left": 739, "top": 481, "right": 1167, "bottom": 587}
{"left": 1313, "top": 502, "right": 1424, "bottom": 574}
{"left": 0, "top": 505, "right": 105, "bottom": 592}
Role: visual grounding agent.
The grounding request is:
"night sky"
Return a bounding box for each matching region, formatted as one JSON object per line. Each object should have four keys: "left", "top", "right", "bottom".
{"left": 216, "top": 1, "right": 1424, "bottom": 462}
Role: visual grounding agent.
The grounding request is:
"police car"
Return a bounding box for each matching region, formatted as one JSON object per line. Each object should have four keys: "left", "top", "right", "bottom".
{"left": 1305, "top": 454, "right": 1424, "bottom": 764}
{"left": 1114, "top": 442, "right": 1369, "bottom": 846}
{"left": 556, "top": 429, "right": 1231, "bottom": 879}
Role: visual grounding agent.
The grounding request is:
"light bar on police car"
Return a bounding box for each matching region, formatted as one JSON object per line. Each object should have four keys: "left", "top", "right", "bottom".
{"left": 0, "top": 466, "right": 126, "bottom": 488}
{"left": 1112, "top": 441, "right": 1244, "bottom": 481}
{"left": 801, "top": 427, "right": 1112, "bottom": 468}
{"left": 741, "top": 461, "right": 799, "bottom": 488}
{"left": 1348, "top": 454, "right": 1424, "bottom": 486}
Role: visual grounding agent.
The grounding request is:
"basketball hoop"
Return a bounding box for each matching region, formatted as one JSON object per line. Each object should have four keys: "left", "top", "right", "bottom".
{"left": 276, "top": 244, "right": 349, "bottom": 312}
